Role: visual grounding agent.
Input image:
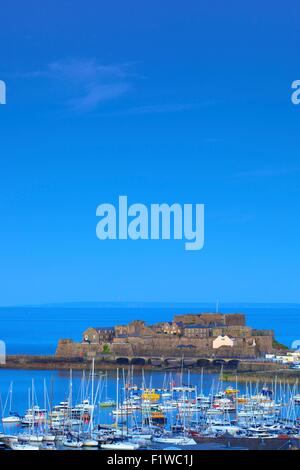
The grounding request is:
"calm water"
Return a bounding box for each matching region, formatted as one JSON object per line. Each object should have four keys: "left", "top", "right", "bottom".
{"left": 0, "top": 368, "right": 297, "bottom": 427}
{"left": 0, "top": 369, "right": 217, "bottom": 418}
{"left": 0, "top": 305, "right": 299, "bottom": 355}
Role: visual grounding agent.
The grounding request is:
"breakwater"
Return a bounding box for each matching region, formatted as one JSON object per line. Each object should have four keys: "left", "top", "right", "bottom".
{"left": 0, "top": 354, "right": 291, "bottom": 375}
{"left": 222, "top": 369, "right": 300, "bottom": 384}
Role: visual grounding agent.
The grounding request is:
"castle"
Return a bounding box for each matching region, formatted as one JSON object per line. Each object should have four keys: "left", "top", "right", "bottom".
{"left": 56, "top": 312, "right": 275, "bottom": 359}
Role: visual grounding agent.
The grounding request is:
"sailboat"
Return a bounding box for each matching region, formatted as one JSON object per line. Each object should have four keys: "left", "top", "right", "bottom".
{"left": 99, "top": 372, "right": 116, "bottom": 408}
{"left": 19, "top": 382, "right": 44, "bottom": 442}
{"left": 100, "top": 440, "right": 140, "bottom": 450}
{"left": 10, "top": 442, "right": 40, "bottom": 451}
{"left": 41, "top": 379, "right": 56, "bottom": 442}
{"left": 152, "top": 434, "right": 197, "bottom": 445}
{"left": 62, "top": 437, "right": 83, "bottom": 448}
{"left": 81, "top": 359, "right": 98, "bottom": 447}
{"left": 1, "top": 382, "right": 21, "bottom": 423}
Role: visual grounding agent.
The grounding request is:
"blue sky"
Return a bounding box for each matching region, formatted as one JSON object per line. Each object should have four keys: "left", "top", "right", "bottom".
{"left": 0, "top": 0, "right": 300, "bottom": 305}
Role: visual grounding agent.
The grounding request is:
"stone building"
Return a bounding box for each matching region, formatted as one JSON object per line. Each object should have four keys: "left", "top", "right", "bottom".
{"left": 154, "top": 321, "right": 183, "bottom": 335}
{"left": 115, "top": 320, "right": 153, "bottom": 338}
{"left": 174, "top": 313, "right": 245, "bottom": 327}
{"left": 184, "top": 325, "right": 209, "bottom": 338}
{"left": 212, "top": 335, "right": 234, "bottom": 349}
{"left": 210, "top": 326, "right": 252, "bottom": 338}
{"left": 83, "top": 326, "right": 115, "bottom": 344}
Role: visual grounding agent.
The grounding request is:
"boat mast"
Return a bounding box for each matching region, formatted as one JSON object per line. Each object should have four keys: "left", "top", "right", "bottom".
{"left": 116, "top": 368, "right": 119, "bottom": 430}
{"left": 90, "top": 358, "right": 95, "bottom": 435}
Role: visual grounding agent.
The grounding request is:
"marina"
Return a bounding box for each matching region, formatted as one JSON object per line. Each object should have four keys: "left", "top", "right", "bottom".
{"left": 1, "top": 364, "right": 300, "bottom": 451}
{"left": 1, "top": 306, "right": 300, "bottom": 451}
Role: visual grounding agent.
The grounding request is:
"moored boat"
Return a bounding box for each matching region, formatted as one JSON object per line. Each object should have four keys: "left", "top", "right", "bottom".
{"left": 11, "top": 442, "right": 39, "bottom": 451}
{"left": 100, "top": 441, "right": 140, "bottom": 450}
{"left": 62, "top": 438, "right": 83, "bottom": 448}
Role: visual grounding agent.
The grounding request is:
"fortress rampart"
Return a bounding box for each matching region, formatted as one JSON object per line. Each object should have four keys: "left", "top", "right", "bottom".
{"left": 55, "top": 312, "right": 276, "bottom": 360}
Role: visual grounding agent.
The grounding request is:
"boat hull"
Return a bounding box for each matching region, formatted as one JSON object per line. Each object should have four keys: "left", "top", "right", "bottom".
{"left": 191, "top": 434, "right": 300, "bottom": 450}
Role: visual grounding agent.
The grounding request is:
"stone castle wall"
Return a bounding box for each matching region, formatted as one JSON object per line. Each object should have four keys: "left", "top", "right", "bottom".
{"left": 56, "top": 339, "right": 103, "bottom": 358}
{"left": 173, "top": 313, "right": 245, "bottom": 326}
{"left": 210, "top": 326, "right": 252, "bottom": 337}
{"left": 110, "top": 336, "right": 258, "bottom": 358}
{"left": 253, "top": 335, "right": 274, "bottom": 355}
{"left": 55, "top": 313, "right": 274, "bottom": 360}
{"left": 56, "top": 333, "right": 273, "bottom": 359}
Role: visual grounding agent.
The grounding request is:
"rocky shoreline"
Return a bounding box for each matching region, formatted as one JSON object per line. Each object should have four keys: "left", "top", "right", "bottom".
{"left": 221, "top": 369, "right": 300, "bottom": 384}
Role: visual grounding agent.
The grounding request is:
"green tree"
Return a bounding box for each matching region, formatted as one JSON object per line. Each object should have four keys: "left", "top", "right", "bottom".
{"left": 102, "top": 343, "right": 111, "bottom": 354}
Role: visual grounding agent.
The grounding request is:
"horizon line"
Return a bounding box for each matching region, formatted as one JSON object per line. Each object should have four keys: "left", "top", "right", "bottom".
{"left": 0, "top": 301, "right": 300, "bottom": 309}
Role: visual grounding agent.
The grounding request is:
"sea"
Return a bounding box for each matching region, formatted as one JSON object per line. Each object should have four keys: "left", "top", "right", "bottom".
{"left": 0, "top": 304, "right": 299, "bottom": 355}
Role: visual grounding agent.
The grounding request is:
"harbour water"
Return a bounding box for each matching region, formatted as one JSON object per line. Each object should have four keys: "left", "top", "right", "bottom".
{"left": 1, "top": 367, "right": 300, "bottom": 450}
{"left": 0, "top": 368, "right": 225, "bottom": 418}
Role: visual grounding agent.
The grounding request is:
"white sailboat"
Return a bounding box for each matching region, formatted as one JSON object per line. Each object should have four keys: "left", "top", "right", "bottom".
{"left": 1, "top": 382, "right": 21, "bottom": 423}
{"left": 81, "top": 360, "right": 98, "bottom": 448}
{"left": 19, "top": 381, "right": 44, "bottom": 443}
{"left": 153, "top": 435, "right": 197, "bottom": 445}
{"left": 100, "top": 441, "right": 140, "bottom": 450}
{"left": 10, "top": 442, "right": 39, "bottom": 451}
{"left": 99, "top": 372, "right": 116, "bottom": 408}
{"left": 62, "top": 438, "right": 83, "bottom": 448}
{"left": 2, "top": 414, "right": 20, "bottom": 424}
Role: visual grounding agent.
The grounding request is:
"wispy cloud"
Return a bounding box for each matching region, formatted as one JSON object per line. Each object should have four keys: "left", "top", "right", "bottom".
{"left": 98, "top": 99, "right": 214, "bottom": 117}
{"left": 19, "top": 58, "right": 135, "bottom": 113}
{"left": 14, "top": 58, "right": 210, "bottom": 116}
{"left": 67, "top": 82, "right": 130, "bottom": 113}
{"left": 118, "top": 103, "right": 196, "bottom": 115}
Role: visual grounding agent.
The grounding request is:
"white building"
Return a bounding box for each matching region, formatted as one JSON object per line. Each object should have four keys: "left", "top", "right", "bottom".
{"left": 265, "top": 352, "right": 300, "bottom": 364}
{"left": 213, "top": 335, "right": 234, "bottom": 349}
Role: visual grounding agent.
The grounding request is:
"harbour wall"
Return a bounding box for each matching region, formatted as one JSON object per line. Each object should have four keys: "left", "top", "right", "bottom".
{"left": 55, "top": 334, "right": 274, "bottom": 359}
{"left": 0, "top": 353, "right": 287, "bottom": 373}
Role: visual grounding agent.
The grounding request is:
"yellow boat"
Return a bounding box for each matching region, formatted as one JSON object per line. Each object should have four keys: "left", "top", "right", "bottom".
{"left": 144, "top": 411, "right": 166, "bottom": 426}
{"left": 236, "top": 397, "right": 248, "bottom": 403}
{"left": 142, "top": 389, "right": 160, "bottom": 402}
{"left": 225, "top": 387, "right": 239, "bottom": 395}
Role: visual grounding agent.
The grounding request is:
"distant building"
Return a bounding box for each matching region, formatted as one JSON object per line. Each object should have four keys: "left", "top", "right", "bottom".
{"left": 83, "top": 326, "right": 115, "bottom": 344}
{"left": 174, "top": 313, "right": 245, "bottom": 327}
{"left": 184, "top": 325, "right": 209, "bottom": 338}
{"left": 266, "top": 351, "right": 300, "bottom": 364}
{"left": 115, "top": 320, "right": 153, "bottom": 338}
{"left": 155, "top": 321, "right": 183, "bottom": 335}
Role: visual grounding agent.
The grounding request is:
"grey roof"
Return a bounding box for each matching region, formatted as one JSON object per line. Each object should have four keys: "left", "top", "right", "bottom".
{"left": 185, "top": 324, "right": 210, "bottom": 329}
{"left": 93, "top": 326, "right": 114, "bottom": 331}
